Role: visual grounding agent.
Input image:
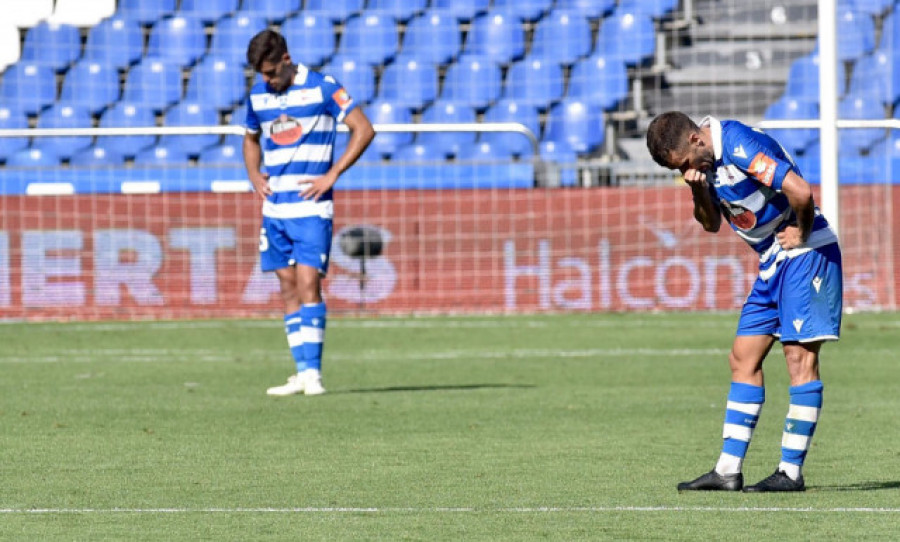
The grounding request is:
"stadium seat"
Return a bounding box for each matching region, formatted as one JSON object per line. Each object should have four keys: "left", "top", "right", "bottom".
{"left": 159, "top": 102, "right": 220, "bottom": 156}
{"left": 304, "top": 0, "right": 365, "bottom": 23}
{"left": 502, "top": 57, "right": 564, "bottom": 111}
{"left": 481, "top": 99, "right": 541, "bottom": 157}
{"left": 784, "top": 53, "right": 847, "bottom": 103}
{"left": 230, "top": 104, "right": 249, "bottom": 128}
{"left": 333, "top": 132, "right": 383, "bottom": 162}
{"left": 198, "top": 141, "right": 243, "bottom": 165}
{"left": 849, "top": 50, "right": 899, "bottom": 107}
{"left": 98, "top": 101, "right": 157, "bottom": 157}
{"left": 118, "top": 0, "right": 177, "bottom": 25}
{"left": 617, "top": 0, "right": 679, "bottom": 19}
{"left": 323, "top": 55, "right": 376, "bottom": 105}
{"left": 281, "top": 14, "right": 336, "bottom": 67}
{"left": 60, "top": 61, "right": 120, "bottom": 115}
{"left": 795, "top": 142, "right": 820, "bottom": 184}
{"left": 0, "top": 105, "right": 30, "bottom": 162}
{"left": 49, "top": 0, "right": 116, "bottom": 26}
{"left": 567, "top": 54, "right": 628, "bottom": 111}
{"left": 6, "top": 148, "right": 60, "bottom": 167}
{"left": 391, "top": 142, "right": 446, "bottom": 162}
{"left": 122, "top": 59, "right": 184, "bottom": 113}
{"left": 454, "top": 140, "right": 515, "bottom": 161}
{"left": 465, "top": 11, "right": 526, "bottom": 64}
{"left": 530, "top": 10, "right": 593, "bottom": 67}
{"left": 33, "top": 104, "right": 93, "bottom": 159}
{"left": 440, "top": 55, "right": 502, "bottom": 110}
{"left": 179, "top": 0, "right": 239, "bottom": 24}
{"left": 853, "top": 0, "right": 894, "bottom": 16}
{"left": 417, "top": 101, "right": 477, "bottom": 157}
{"left": 543, "top": 99, "right": 605, "bottom": 154}
{"left": 762, "top": 96, "right": 818, "bottom": 155}
{"left": 378, "top": 59, "right": 438, "bottom": 112}
{"left": 209, "top": 14, "right": 267, "bottom": 66}
{"left": 431, "top": 0, "right": 490, "bottom": 21}
{"left": 595, "top": 9, "right": 656, "bottom": 67}
{"left": 492, "top": 0, "right": 553, "bottom": 22}
{"left": 366, "top": 0, "right": 429, "bottom": 23}
{"left": 147, "top": 16, "right": 207, "bottom": 68}
{"left": 84, "top": 16, "right": 144, "bottom": 70}
{"left": 364, "top": 101, "right": 413, "bottom": 157}
{"left": 400, "top": 11, "right": 461, "bottom": 66}
{"left": 0, "top": 23, "right": 22, "bottom": 74}
{"left": 838, "top": 90, "right": 888, "bottom": 154}
{"left": 21, "top": 21, "right": 82, "bottom": 72}
{"left": 557, "top": 0, "right": 616, "bottom": 19}
{"left": 338, "top": 14, "right": 399, "bottom": 66}
{"left": 69, "top": 145, "right": 126, "bottom": 166}
{"left": 0, "top": 62, "right": 57, "bottom": 116}
{"left": 238, "top": 0, "right": 301, "bottom": 23}
{"left": 539, "top": 140, "right": 579, "bottom": 186}
{"left": 831, "top": 3, "right": 876, "bottom": 61}
{"left": 186, "top": 57, "right": 247, "bottom": 111}
{"left": 7, "top": 0, "right": 54, "bottom": 28}
{"left": 134, "top": 145, "right": 191, "bottom": 165}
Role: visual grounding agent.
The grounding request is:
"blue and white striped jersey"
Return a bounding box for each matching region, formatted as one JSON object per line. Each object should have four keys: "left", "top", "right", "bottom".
{"left": 246, "top": 64, "right": 356, "bottom": 220}
{"left": 703, "top": 116, "right": 839, "bottom": 280}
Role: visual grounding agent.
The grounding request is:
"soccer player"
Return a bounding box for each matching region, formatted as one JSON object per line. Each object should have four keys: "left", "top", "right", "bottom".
{"left": 646, "top": 112, "right": 842, "bottom": 492}
{"left": 243, "top": 29, "right": 375, "bottom": 396}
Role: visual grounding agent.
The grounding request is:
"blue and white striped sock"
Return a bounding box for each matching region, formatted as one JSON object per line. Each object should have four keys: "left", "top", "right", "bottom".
{"left": 284, "top": 310, "right": 305, "bottom": 373}
{"left": 715, "top": 382, "right": 765, "bottom": 476}
{"left": 779, "top": 380, "right": 823, "bottom": 480}
{"left": 300, "top": 302, "right": 326, "bottom": 372}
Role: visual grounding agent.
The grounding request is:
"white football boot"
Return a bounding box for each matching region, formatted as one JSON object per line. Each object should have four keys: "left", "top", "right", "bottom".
{"left": 300, "top": 368, "right": 326, "bottom": 396}
{"left": 266, "top": 373, "right": 306, "bottom": 396}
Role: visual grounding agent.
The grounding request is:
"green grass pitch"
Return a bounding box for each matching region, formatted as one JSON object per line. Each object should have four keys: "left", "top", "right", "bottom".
{"left": 1, "top": 312, "right": 898, "bottom": 540}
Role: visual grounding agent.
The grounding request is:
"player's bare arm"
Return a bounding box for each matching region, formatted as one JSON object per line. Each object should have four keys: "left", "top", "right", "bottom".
{"left": 776, "top": 170, "right": 815, "bottom": 249}
{"left": 242, "top": 130, "right": 272, "bottom": 199}
{"left": 301, "top": 108, "right": 376, "bottom": 201}
{"left": 684, "top": 168, "right": 722, "bottom": 233}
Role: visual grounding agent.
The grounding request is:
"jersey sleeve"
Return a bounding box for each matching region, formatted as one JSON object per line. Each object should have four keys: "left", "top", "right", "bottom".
{"left": 321, "top": 75, "right": 357, "bottom": 122}
{"left": 245, "top": 95, "right": 260, "bottom": 134}
{"left": 726, "top": 128, "right": 794, "bottom": 192}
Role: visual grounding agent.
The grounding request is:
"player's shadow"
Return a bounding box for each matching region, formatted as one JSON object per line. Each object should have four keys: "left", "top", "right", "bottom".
{"left": 336, "top": 383, "right": 535, "bottom": 394}
{"left": 812, "top": 481, "right": 900, "bottom": 492}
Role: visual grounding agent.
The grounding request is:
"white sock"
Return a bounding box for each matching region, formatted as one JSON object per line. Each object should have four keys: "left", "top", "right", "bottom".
{"left": 715, "top": 453, "right": 743, "bottom": 476}
{"left": 778, "top": 462, "right": 801, "bottom": 480}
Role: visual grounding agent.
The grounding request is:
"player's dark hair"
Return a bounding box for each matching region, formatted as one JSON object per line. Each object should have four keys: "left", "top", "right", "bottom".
{"left": 646, "top": 111, "right": 699, "bottom": 168}
{"left": 247, "top": 29, "right": 288, "bottom": 72}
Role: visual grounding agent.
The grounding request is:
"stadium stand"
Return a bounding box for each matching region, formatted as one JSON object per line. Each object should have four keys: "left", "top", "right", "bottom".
{"left": 61, "top": 60, "right": 121, "bottom": 115}
{"left": 69, "top": 145, "right": 125, "bottom": 167}
{"left": 160, "top": 101, "right": 221, "bottom": 156}
{"left": 378, "top": 59, "right": 438, "bottom": 112}
{"left": 431, "top": 0, "right": 490, "bottom": 21}
{"left": 323, "top": 55, "right": 376, "bottom": 104}
{"left": 33, "top": 104, "right": 94, "bottom": 160}
{"left": 147, "top": 16, "right": 208, "bottom": 68}
{"left": 441, "top": 55, "right": 503, "bottom": 111}
{"left": 367, "top": 0, "right": 429, "bottom": 23}
{"left": 502, "top": 57, "right": 565, "bottom": 111}
{"left": 186, "top": 57, "right": 247, "bottom": 111}
{"left": 763, "top": 96, "right": 819, "bottom": 155}
{"left": 117, "top": 0, "right": 177, "bottom": 25}
{"left": 568, "top": 54, "right": 629, "bottom": 111}
{"left": 338, "top": 14, "right": 399, "bottom": 66}
{"left": 134, "top": 145, "right": 192, "bottom": 165}
{"left": 465, "top": 11, "right": 526, "bottom": 64}
{"left": 400, "top": 11, "right": 462, "bottom": 66}
{"left": 281, "top": 13, "right": 336, "bottom": 68}
{"left": 416, "top": 100, "right": 478, "bottom": 158}
{"left": 122, "top": 59, "right": 184, "bottom": 113}
{"left": 0, "top": 62, "right": 57, "bottom": 116}
{"left": 481, "top": 99, "right": 542, "bottom": 157}
{"left": 21, "top": 21, "right": 82, "bottom": 73}
{"left": 530, "top": 10, "right": 593, "bottom": 67}
{"left": 0, "top": 105, "right": 29, "bottom": 161}
{"left": 84, "top": 16, "right": 145, "bottom": 70}
{"left": 97, "top": 101, "right": 157, "bottom": 158}
{"left": 544, "top": 99, "right": 605, "bottom": 154}
{"left": 237, "top": 0, "right": 301, "bottom": 23}
{"left": 492, "top": 0, "right": 555, "bottom": 22}
{"left": 558, "top": 0, "right": 616, "bottom": 19}
{"left": 209, "top": 14, "right": 267, "bottom": 66}
{"left": 304, "top": 0, "right": 365, "bottom": 23}
{"left": 7, "top": 148, "right": 60, "bottom": 168}
{"left": 179, "top": 0, "right": 240, "bottom": 24}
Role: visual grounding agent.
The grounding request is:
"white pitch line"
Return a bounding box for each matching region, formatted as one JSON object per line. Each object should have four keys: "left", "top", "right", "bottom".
{"left": 1, "top": 506, "right": 899, "bottom": 514}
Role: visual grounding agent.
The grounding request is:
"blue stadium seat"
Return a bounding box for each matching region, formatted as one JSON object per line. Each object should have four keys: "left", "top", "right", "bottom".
{"left": 118, "top": 0, "right": 177, "bottom": 25}
{"left": 179, "top": 0, "right": 239, "bottom": 24}
{"left": 503, "top": 57, "right": 564, "bottom": 111}
{"left": 849, "top": 50, "right": 899, "bottom": 107}
{"left": 123, "top": 59, "right": 184, "bottom": 113}
{"left": 238, "top": 0, "right": 301, "bottom": 23}
{"left": 831, "top": 3, "right": 876, "bottom": 61}
{"left": 84, "top": 16, "right": 144, "bottom": 70}
{"left": 401, "top": 11, "right": 461, "bottom": 66}
{"left": 440, "top": 54, "right": 502, "bottom": 110}
{"left": 33, "top": 104, "right": 93, "bottom": 160}
{"left": 147, "top": 16, "right": 207, "bottom": 68}
{"left": 378, "top": 59, "right": 438, "bottom": 111}
{"left": 60, "top": 61, "right": 120, "bottom": 115}
{"left": 417, "top": 101, "right": 477, "bottom": 157}
{"left": 21, "top": 22, "right": 82, "bottom": 73}
{"left": 134, "top": 145, "right": 191, "bottom": 165}
{"left": 70, "top": 145, "right": 126, "bottom": 167}
{"left": 543, "top": 99, "right": 605, "bottom": 154}
{"left": 323, "top": 55, "right": 376, "bottom": 105}
{"left": 568, "top": 54, "right": 628, "bottom": 111}
{"left": 0, "top": 62, "right": 57, "bottom": 116}
{"left": 209, "top": 14, "right": 266, "bottom": 66}
{"left": 455, "top": 140, "right": 515, "bottom": 161}
{"left": 364, "top": 101, "right": 413, "bottom": 157}
{"left": 595, "top": 9, "right": 656, "bottom": 66}
{"left": 795, "top": 142, "right": 820, "bottom": 184}
{"left": 159, "top": 102, "right": 220, "bottom": 156}
{"left": 557, "top": 0, "right": 616, "bottom": 19}
{"left": 338, "top": 14, "right": 400, "bottom": 66}
{"left": 481, "top": 99, "right": 541, "bottom": 157}
{"left": 838, "top": 90, "right": 888, "bottom": 153}
{"left": 879, "top": 11, "right": 899, "bottom": 52}
{"left": 465, "top": 11, "right": 526, "bottom": 64}
{"left": 304, "top": 0, "right": 365, "bottom": 23}
{"left": 618, "top": 0, "right": 679, "bottom": 19}
{"left": 98, "top": 101, "right": 157, "bottom": 157}
{"left": 281, "top": 13, "right": 336, "bottom": 67}
{"left": 762, "top": 96, "right": 818, "bottom": 155}
{"left": 0, "top": 105, "right": 29, "bottom": 162}
{"left": 530, "top": 10, "right": 593, "bottom": 66}
{"left": 7, "top": 148, "right": 61, "bottom": 168}
{"left": 784, "top": 53, "right": 847, "bottom": 103}
{"left": 492, "top": 0, "right": 553, "bottom": 22}
{"left": 230, "top": 104, "right": 248, "bottom": 128}
{"left": 367, "top": 0, "right": 429, "bottom": 23}
{"left": 333, "top": 132, "right": 383, "bottom": 163}
{"left": 539, "top": 140, "right": 579, "bottom": 185}
{"left": 186, "top": 57, "right": 246, "bottom": 111}
{"left": 853, "top": 0, "right": 894, "bottom": 16}
{"left": 431, "top": 0, "right": 490, "bottom": 21}
{"left": 198, "top": 141, "right": 243, "bottom": 165}
{"left": 391, "top": 142, "right": 446, "bottom": 162}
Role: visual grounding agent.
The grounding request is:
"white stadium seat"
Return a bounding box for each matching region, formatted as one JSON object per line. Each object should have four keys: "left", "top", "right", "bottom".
{"left": 50, "top": 0, "right": 117, "bottom": 27}
{"left": 7, "top": 0, "right": 54, "bottom": 27}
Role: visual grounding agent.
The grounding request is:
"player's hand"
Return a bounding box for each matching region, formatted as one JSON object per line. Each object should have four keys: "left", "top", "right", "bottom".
{"left": 682, "top": 168, "right": 708, "bottom": 188}
{"left": 776, "top": 225, "right": 804, "bottom": 250}
{"left": 301, "top": 171, "right": 338, "bottom": 201}
{"left": 249, "top": 171, "right": 272, "bottom": 199}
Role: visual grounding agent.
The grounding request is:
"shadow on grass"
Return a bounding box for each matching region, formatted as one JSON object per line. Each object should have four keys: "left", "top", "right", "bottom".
{"left": 335, "top": 383, "right": 535, "bottom": 394}
{"left": 812, "top": 481, "right": 900, "bottom": 492}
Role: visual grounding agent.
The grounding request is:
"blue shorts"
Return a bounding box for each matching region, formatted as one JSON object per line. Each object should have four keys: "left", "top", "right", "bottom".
{"left": 737, "top": 242, "right": 843, "bottom": 343}
{"left": 259, "top": 216, "right": 333, "bottom": 274}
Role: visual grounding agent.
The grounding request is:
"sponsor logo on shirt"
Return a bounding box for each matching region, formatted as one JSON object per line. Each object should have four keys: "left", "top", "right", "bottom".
{"left": 720, "top": 199, "right": 757, "bottom": 231}
{"left": 332, "top": 88, "right": 352, "bottom": 110}
{"left": 749, "top": 152, "right": 777, "bottom": 186}
{"left": 270, "top": 114, "right": 303, "bottom": 145}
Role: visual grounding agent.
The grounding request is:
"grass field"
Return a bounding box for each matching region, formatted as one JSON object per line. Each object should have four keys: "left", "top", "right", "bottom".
{"left": 1, "top": 312, "right": 898, "bottom": 540}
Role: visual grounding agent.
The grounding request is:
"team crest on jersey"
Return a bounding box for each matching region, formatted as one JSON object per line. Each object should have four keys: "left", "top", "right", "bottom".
{"left": 270, "top": 114, "right": 303, "bottom": 145}
{"left": 332, "top": 88, "right": 352, "bottom": 110}
{"left": 748, "top": 152, "right": 777, "bottom": 186}
{"left": 720, "top": 198, "right": 757, "bottom": 231}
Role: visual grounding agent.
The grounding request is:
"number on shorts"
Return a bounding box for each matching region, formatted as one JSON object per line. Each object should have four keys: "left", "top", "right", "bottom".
{"left": 258, "top": 227, "right": 269, "bottom": 252}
